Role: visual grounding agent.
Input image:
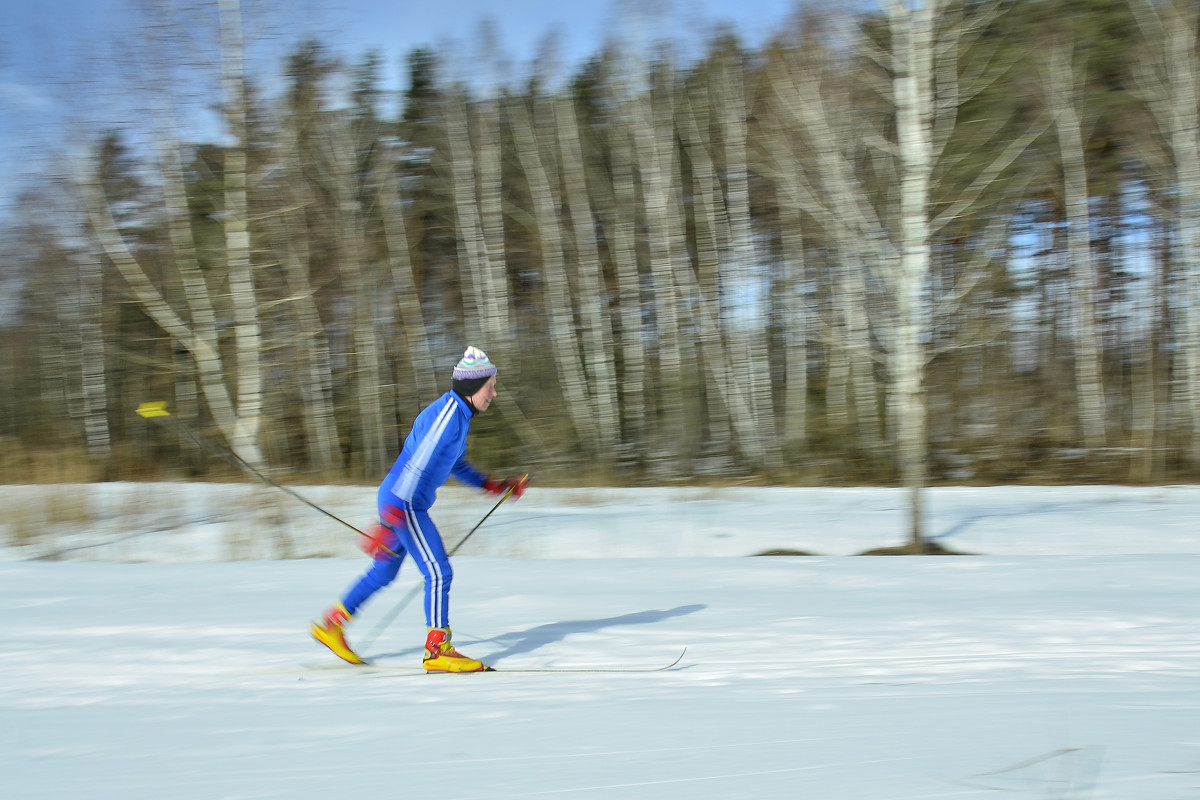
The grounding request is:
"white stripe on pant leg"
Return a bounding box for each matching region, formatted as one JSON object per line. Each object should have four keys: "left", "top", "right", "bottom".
{"left": 405, "top": 507, "right": 447, "bottom": 628}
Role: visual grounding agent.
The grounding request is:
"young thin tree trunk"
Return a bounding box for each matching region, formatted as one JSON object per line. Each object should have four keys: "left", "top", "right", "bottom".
{"left": 1132, "top": 0, "right": 1200, "bottom": 464}
{"left": 606, "top": 82, "right": 648, "bottom": 460}
{"left": 263, "top": 210, "right": 342, "bottom": 474}
{"left": 510, "top": 96, "right": 597, "bottom": 449}
{"left": 680, "top": 100, "right": 736, "bottom": 457}
{"left": 716, "top": 51, "right": 781, "bottom": 469}
{"left": 680, "top": 96, "right": 777, "bottom": 467}
{"left": 475, "top": 91, "right": 513, "bottom": 364}
{"left": 328, "top": 113, "right": 386, "bottom": 476}
{"left": 678, "top": 101, "right": 755, "bottom": 464}
{"left": 446, "top": 90, "right": 490, "bottom": 345}
{"left": 634, "top": 71, "right": 685, "bottom": 467}
{"left": 755, "top": 97, "right": 812, "bottom": 451}
{"left": 1129, "top": 244, "right": 1160, "bottom": 483}
{"left": 76, "top": 248, "right": 111, "bottom": 461}
{"left": 769, "top": 42, "right": 885, "bottom": 444}
{"left": 1043, "top": 40, "right": 1106, "bottom": 449}
{"left": 779, "top": 201, "right": 808, "bottom": 450}
{"left": 556, "top": 93, "right": 621, "bottom": 460}
{"left": 377, "top": 147, "right": 440, "bottom": 407}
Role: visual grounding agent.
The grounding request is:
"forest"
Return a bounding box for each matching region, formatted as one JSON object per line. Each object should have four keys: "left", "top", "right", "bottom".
{"left": 2, "top": 0, "right": 1198, "bottom": 519}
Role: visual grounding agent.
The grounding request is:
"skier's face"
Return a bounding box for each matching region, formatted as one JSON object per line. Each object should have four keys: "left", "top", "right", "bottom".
{"left": 470, "top": 375, "right": 497, "bottom": 412}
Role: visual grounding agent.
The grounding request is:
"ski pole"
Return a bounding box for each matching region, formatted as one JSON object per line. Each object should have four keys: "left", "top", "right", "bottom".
{"left": 356, "top": 481, "right": 523, "bottom": 652}
{"left": 445, "top": 476, "right": 525, "bottom": 557}
{"left": 135, "top": 401, "right": 369, "bottom": 541}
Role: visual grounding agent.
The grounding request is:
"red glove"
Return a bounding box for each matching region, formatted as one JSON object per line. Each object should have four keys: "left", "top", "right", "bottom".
{"left": 360, "top": 504, "right": 405, "bottom": 559}
{"left": 482, "top": 474, "right": 529, "bottom": 500}
{"left": 379, "top": 504, "right": 405, "bottom": 529}
{"left": 359, "top": 522, "right": 400, "bottom": 560}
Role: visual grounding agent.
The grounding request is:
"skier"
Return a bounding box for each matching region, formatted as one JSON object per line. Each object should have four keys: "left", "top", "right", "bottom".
{"left": 310, "top": 346, "right": 528, "bottom": 672}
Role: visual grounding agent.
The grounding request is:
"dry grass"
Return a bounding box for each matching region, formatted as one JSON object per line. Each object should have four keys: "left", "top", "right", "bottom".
{"left": 3, "top": 485, "right": 95, "bottom": 548}
{"left": 0, "top": 442, "right": 102, "bottom": 484}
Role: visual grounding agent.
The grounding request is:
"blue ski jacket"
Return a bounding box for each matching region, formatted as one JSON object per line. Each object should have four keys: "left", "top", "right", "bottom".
{"left": 377, "top": 391, "right": 487, "bottom": 512}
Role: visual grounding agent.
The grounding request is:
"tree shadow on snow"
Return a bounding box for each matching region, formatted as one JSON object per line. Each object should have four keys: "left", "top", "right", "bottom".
{"left": 476, "top": 605, "right": 705, "bottom": 661}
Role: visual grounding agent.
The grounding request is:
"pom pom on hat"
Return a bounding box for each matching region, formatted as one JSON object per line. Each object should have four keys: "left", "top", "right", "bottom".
{"left": 452, "top": 346, "right": 497, "bottom": 381}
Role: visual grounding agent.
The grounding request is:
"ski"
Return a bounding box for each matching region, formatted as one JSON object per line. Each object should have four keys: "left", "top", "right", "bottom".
{"left": 302, "top": 647, "right": 687, "bottom": 675}
{"left": 490, "top": 648, "right": 687, "bottom": 673}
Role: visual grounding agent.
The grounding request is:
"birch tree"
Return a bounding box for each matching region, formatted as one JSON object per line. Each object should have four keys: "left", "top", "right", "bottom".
{"left": 766, "top": 20, "right": 886, "bottom": 446}
{"left": 509, "top": 91, "right": 597, "bottom": 448}
{"left": 1040, "top": 38, "right": 1107, "bottom": 449}
{"left": 636, "top": 56, "right": 686, "bottom": 467}
{"left": 681, "top": 50, "right": 783, "bottom": 468}
{"left": 258, "top": 39, "right": 343, "bottom": 474}
{"left": 555, "top": 89, "right": 622, "bottom": 459}
{"left": 712, "top": 41, "right": 783, "bottom": 468}
{"left": 378, "top": 139, "right": 440, "bottom": 407}
{"left": 444, "top": 24, "right": 514, "bottom": 365}
{"left": 602, "top": 68, "right": 649, "bottom": 461}
{"left": 878, "top": 0, "right": 1039, "bottom": 545}
{"left": 1130, "top": 0, "right": 1200, "bottom": 464}
{"left": 216, "top": 0, "right": 264, "bottom": 467}
{"left": 73, "top": 243, "right": 112, "bottom": 461}
{"left": 83, "top": 0, "right": 265, "bottom": 466}
{"left": 884, "top": 0, "right": 940, "bottom": 545}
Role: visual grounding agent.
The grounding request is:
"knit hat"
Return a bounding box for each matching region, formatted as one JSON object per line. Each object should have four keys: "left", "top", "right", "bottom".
{"left": 453, "top": 346, "right": 497, "bottom": 380}
{"left": 452, "top": 346, "right": 497, "bottom": 399}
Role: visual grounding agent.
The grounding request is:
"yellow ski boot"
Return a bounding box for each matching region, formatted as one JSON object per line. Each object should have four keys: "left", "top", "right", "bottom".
{"left": 310, "top": 603, "right": 366, "bottom": 665}
{"left": 423, "top": 627, "right": 491, "bottom": 673}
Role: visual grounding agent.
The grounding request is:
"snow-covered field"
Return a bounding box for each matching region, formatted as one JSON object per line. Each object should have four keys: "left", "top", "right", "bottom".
{"left": 3, "top": 484, "right": 1200, "bottom": 799}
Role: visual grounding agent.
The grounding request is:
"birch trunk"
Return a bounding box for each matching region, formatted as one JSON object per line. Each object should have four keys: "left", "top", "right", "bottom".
{"left": 377, "top": 146, "right": 440, "bottom": 407}
{"left": 680, "top": 97, "right": 774, "bottom": 467}
{"left": 1129, "top": 243, "right": 1162, "bottom": 482}
{"left": 768, "top": 42, "right": 886, "bottom": 443}
{"left": 634, "top": 70, "right": 684, "bottom": 465}
{"left": 261, "top": 85, "right": 343, "bottom": 474}
{"left": 475, "top": 90, "right": 513, "bottom": 363}
{"left": 217, "top": 0, "right": 264, "bottom": 467}
{"left": 1043, "top": 40, "right": 1106, "bottom": 449}
{"left": 84, "top": 173, "right": 243, "bottom": 458}
{"left": 82, "top": 3, "right": 262, "bottom": 465}
{"left": 39, "top": 267, "right": 69, "bottom": 429}
{"left": 779, "top": 201, "right": 808, "bottom": 449}
{"left": 76, "top": 247, "right": 111, "bottom": 460}
{"left": 445, "top": 91, "right": 489, "bottom": 344}
{"left": 887, "top": 0, "right": 937, "bottom": 548}
{"left": 606, "top": 83, "right": 648, "bottom": 458}
{"left": 755, "top": 103, "right": 813, "bottom": 449}
{"left": 328, "top": 114, "right": 386, "bottom": 475}
{"left": 1132, "top": 0, "right": 1200, "bottom": 463}
{"left": 263, "top": 209, "right": 342, "bottom": 474}
{"left": 556, "top": 93, "right": 621, "bottom": 458}
{"left": 680, "top": 100, "right": 736, "bottom": 457}
{"left": 715, "top": 50, "right": 782, "bottom": 468}
{"left": 510, "top": 96, "right": 597, "bottom": 448}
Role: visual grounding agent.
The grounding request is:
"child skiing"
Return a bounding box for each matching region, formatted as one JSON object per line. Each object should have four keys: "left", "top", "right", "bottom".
{"left": 310, "top": 346, "right": 528, "bottom": 672}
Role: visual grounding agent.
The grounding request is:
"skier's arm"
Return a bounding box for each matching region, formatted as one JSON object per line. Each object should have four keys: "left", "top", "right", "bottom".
{"left": 449, "top": 458, "right": 529, "bottom": 499}
{"left": 450, "top": 456, "right": 487, "bottom": 489}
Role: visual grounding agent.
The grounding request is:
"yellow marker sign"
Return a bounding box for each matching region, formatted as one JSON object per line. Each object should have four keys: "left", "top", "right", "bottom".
{"left": 135, "top": 401, "right": 171, "bottom": 419}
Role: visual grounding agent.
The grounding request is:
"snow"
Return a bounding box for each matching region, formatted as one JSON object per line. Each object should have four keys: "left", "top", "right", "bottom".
{"left": 3, "top": 484, "right": 1200, "bottom": 799}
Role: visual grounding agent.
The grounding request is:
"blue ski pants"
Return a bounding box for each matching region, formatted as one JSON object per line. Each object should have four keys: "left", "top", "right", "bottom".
{"left": 340, "top": 505, "right": 453, "bottom": 629}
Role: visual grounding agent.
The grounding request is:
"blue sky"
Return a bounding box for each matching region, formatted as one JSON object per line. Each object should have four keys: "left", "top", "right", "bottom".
{"left": 0, "top": 0, "right": 800, "bottom": 216}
